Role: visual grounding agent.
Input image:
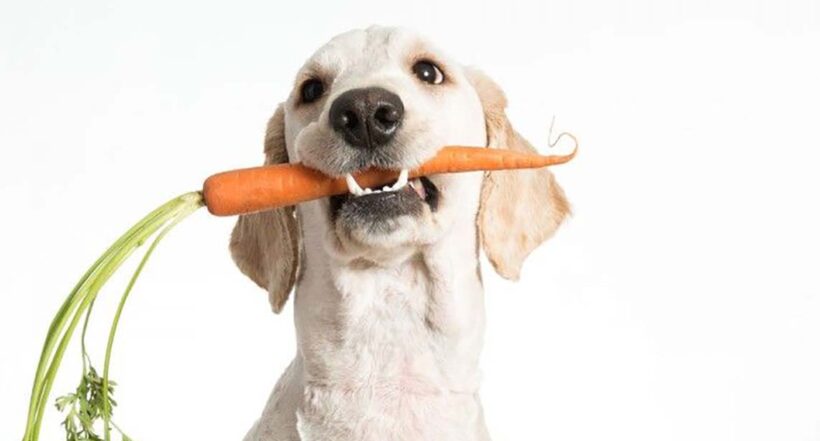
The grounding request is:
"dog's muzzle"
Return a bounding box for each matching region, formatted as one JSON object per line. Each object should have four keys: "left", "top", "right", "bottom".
{"left": 325, "top": 87, "right": 440, "bottom": 230}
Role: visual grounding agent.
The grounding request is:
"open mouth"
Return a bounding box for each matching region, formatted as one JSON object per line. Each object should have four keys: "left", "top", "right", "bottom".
{"left": 329, "top": 170, "right": 439, "bottom": 221}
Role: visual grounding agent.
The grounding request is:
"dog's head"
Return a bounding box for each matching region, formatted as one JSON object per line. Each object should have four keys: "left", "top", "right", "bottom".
{"left": 231, "top": 26, "right": 569, "bottom": 312}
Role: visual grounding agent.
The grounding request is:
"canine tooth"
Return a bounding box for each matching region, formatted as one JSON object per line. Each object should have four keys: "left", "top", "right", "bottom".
{"left": 391, "top": 169, "right": 409, "bottom": 190}
{"left": 345, "top": 174, "right": 364, "bottom": 196}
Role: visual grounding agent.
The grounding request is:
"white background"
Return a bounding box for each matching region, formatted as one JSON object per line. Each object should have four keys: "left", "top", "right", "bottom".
{"left": 1, "top": 0, "right": 819, "bottom": 440}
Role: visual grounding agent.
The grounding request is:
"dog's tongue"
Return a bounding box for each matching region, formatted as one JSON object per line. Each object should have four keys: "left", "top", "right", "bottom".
{"left": 409, "top": 178, "right": 426, "bottom": 199}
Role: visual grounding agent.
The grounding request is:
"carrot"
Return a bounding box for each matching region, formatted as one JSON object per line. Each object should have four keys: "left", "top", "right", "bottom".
{"left": 203, "top": 145, "right": 577, "bottom": 216}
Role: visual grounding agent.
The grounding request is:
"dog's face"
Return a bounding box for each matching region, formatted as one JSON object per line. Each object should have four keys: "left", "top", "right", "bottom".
{"left": 282, "top": 27, "right": 487, "bottom": 261}
{"left": 230, "top": 26, "right": 570, "bottom": 312}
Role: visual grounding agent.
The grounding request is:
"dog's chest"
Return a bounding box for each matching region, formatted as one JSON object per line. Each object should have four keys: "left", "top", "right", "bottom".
{"left": 291, "top": 255, "right": 487, "bottom": 440}
{"left": 302, "top": 259, "right": 442, "bottom": 385}
{"left": 297, "top": 383, "right": 483, "bottom": 441}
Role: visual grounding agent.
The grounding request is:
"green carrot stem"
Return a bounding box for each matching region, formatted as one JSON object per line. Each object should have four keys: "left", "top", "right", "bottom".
{"left": 24, "top": 196, "right": 182, "bottom": 436}
{"left": 101, "top": 199, "right": 201, "bottom": 440}
{"left": 22, "top": 192, "right": 203, "bottom": 441}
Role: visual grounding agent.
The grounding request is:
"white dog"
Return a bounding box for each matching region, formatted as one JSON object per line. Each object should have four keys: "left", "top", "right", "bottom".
{"left": 233, "top": 26, "right": 569, "bottom": 441}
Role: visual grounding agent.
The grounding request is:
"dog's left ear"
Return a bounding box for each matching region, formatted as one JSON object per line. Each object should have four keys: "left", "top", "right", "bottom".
{"left": 230, "top": 105, "right": 301, "bottom": 313}
{"left": 466, "top": 69, "right": 570, "bottom": 280}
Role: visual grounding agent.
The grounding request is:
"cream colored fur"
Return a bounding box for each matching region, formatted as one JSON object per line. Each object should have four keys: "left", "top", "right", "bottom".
{"left": 233, "top": 26, "right": 569, "bottom": 441}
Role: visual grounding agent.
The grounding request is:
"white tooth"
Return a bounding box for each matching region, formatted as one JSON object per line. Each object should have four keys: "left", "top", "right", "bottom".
{"left": 382, "top": 186, "right": 391, "bottom": 191}
{"left": 391, "top": 169, "right": 409, "bottom": 190}
{"left": 345, "top": 174, "right": 364, "bottom": 196}
{"left": 364, "top": 188, "right": 372, "bottom": 194}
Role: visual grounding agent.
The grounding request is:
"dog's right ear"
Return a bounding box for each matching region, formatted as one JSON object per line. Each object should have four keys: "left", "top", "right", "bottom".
{"left": 230, "top": 105, "right": 300, "bottom": 313}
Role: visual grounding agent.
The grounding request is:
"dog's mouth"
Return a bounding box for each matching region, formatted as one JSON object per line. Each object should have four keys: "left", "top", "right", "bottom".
{"left": 329, "top": 171, "right": 440, "bottom": 222}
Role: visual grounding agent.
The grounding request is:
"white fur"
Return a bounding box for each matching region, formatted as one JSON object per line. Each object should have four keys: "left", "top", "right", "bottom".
{"left": 239, "top": 26, "right": 567, "bottom": 441}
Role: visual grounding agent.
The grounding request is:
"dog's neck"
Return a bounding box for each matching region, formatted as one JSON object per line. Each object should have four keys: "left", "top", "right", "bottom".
{"left": 293, "top": 220, "right": 486, "bottom": 395}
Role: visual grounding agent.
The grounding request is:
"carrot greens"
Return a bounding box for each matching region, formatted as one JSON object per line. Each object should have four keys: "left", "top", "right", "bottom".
{"left": 22, "top": 192, "right": 203, "bottom": 441}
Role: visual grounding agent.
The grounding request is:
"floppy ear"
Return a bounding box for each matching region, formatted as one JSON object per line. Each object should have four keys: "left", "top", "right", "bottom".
{"left": 467, "top": 69, "right": 570, "bottom": 280}
{"left": 230, "top": 105, "right": 300, "bottom": 313}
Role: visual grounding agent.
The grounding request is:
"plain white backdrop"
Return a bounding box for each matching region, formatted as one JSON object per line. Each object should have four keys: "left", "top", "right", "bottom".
{"left": 2, "top": 0, "right": 819, "bottom": 440}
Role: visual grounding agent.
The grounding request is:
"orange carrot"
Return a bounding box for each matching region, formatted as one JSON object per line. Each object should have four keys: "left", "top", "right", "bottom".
{"left": 202, "top": 145, "right": 577, "bottom": 216}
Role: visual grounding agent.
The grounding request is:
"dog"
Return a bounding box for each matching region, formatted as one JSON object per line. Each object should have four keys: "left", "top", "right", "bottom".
{"left": 233, "top": 26, "right": 569, "bottom": 441}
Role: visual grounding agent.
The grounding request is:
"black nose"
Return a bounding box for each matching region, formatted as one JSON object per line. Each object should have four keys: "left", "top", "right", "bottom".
{"left": 329, "top": 87, "right": 404, "bottom": 149}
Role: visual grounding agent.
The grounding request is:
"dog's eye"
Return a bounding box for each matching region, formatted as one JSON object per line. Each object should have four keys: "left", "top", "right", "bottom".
{"left": 300, "top": 79, "right": 325, "bottom": 103}
{"left": 412, "top": 60, "right": 444, "bottom": 85}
